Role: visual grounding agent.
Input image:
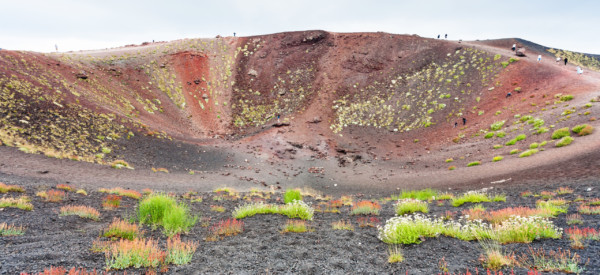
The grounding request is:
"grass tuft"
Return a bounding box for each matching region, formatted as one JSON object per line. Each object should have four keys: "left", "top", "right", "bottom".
{"left": 555, "top": 136, "right": 573, "bottom": 147}
{"left": 451, "top": 191, "right": 491, "bottom": 207}
{"left": 0, "top": 182, "right": 25, "bottom": 193}
{"left": 467, "top": 161, "right": 481, "bottom": 167}
{"left": 60, "top": 205, "right": 100, "bottom": 221}
{"left": 519, "top": 149, "right": 538, "bottom": 158}
{"left": 551, "top": 127, "right": 570, "bottom": 139}
{"left": 395, "top": 199, "right": 429, "bottom": 215}
{"left": 138, "top": 193, "right": 197, "bottom": 237}
{"left": 281, "top": 220, "right": 309, "bottom": 233}
{"left": 351, "top": 201, "right": 381, "bottom": 215}
{"left": 103, "top": 218, "right": 142, "bottom": 240}
{"left": 332, "top": 220, "right": 354, "bottom": 231}
{"left": 0, "top": 196, "right": 33, "bottom": 211}
{"left": 0, "top": 223, "right": 25, "bottom": 236}
{"left": 283, "top": 189, "right": 303, "bottom": 204}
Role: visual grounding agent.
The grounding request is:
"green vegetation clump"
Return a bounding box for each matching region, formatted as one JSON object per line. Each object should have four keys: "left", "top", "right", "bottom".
{"left": 496, "top": 131, "right": 506, "bottom": 138}
{"left": 515, "top": 134, "right": 526, "bottom": 141}
{"left": 509, "top": 149, "right": 521, "bottom": 155}
{"left": 490, "top": 120, "right": 505, "bottom": 131}
{"left": 535, "top": 127, "right": 549, "bottom": 135}
{"left": 452, "top": 192, "right": 491, "bottom": 207}
{"left": 572, "top": 124, "right": 593, "bottom": 136}
{"left": 233, "top": 201, "right": 314, "bottom": 220}
{"left": 283, "top": 189, "right": 303, "bottom": 204}
{"left": 529, "top": 143, "right": 539, "bottom": 149}
{"left": 505, "top": 139, "right": 516, "bottom": 146}
{"left": 501, "top": 62, "right": 509, "bottom": 68}
{"left": 467, "top": 161, "right": 481, "bottom": 167}
{"left": 484, "top": 132, "right": 494, "bottom": 139}
{"left": 551, "top": 128, "right": 570, "bottom": 139}
{"left": 555, "top": 136, "right": 574, "bottom": 147}
{"left": 492, "top": 156, "right": 503, "bottom": 162}
{"left": 560, "top": 95, "right": 574, "bottom": 101}
{"left": 393, "top": 189, "right": 437, "bottom": 201}
{"left": 493, "top": 144, "right": 503, "bottom": 149}
{"left": 445, "top": 158, "right": 454, "bottom": 163}
{"left": 138, "top": 193, "right": 197, "bottom": 236}
{"left": 519, "top": 149, "right": 539, "bottom": 158}
{"left": 395, "top": 199, "right": 429, "bottom": 215}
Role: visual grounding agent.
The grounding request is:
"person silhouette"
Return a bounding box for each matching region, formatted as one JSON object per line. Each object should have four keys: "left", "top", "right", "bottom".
{"left": 462, "top": 117, "right": 466, "bottom": 125}
{"left": 564, "top": 58, "right": 568, "bottom": 66}
{"left": 437, "top": 34, "right": 440, "bottom": 39}
{"left": 445, "top": 34, "right": 448, "bottom": 39}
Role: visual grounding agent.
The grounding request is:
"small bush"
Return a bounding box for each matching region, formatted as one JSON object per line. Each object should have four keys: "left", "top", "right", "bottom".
{"left": 0, "top": 196, "right": 33, "bottom": 211}
{"left": 451, "top": 192, "right": 491, "bottom": 207}
{"left": 60, "top": 205, "right": 100, "bottom": 221}
{"left": 493, "top": 144, "right": 503, "bottom": 149}
{"left": 102, "top": 195, "right": 122, "bottom": 209}
{"left": 388, "top": 245, "right": 404, "bottom": 263}
{"left": 351, "top": 201, "right": 381, "bottom": 216}
{"left": 555, "top": 136, "right": 574, "bottom": 147}
{"left": 56, "top": 184, "right": 74, "bottom": 192}
{"left": 535, "top": 127, "right": 549, "bottom": 134}
{"left": 395, "top": 199, "right": 429, "bottom": 215}
{"left": 467, "top": 161, "right": 481, "bottom": 167}
{"left": 519, "top": 149, "right": 538, "bottom": 158}
{"left": 490, "top": 121, "right": 505, "bottom": 131}
{"left": 99, "top": 187, "right": 141, "bottom": 199}
{"left": 577, "top": 125, "right": 593, "bottom": 136}
{"left": 551, "top": 127, "right": 570, "bottom": 139}
{"left": 208, "top": 218, "right": 244, "bottom": 240}
{"left": 484, "top": 132, "right": 494, "bottom": 139}
{"left": 496, "top": 131, "right": 506, "bottom": 138}
{"left": 104, "top": 218, "right": 142, "bottom": 240}
{"left": 378, "top": 214, "right": 443, "bottom": 244}
{"left": 448, "top": 166, "right": 456, "bottom": 170}
{"left": 571, "top": 124, "right": 588, "bottom": 133}
{"left": 0, "top": 223, "right": 25, "bottom": 236}
{"left": 509, "top": 149, "right": 521, "bottom": 155}
{"left": 560, "top": 95, "right": 574, "bottom": 101}
{"left": 505, "top": 139, "right": 516, "bottom": 146}
{"left": 167, "top": 235, "right": 198, "bottom": 265}
{"left": 492, "top": 156, "right": 503, "bottom": 162}
{"left": 0, "top": 183, "right": 25, "bottom": 193}
{"left": 283, "top": 189, "right": 303, "bottom": 204}
{"left": 332, "top": 220, "right": 354, "bottom": 231}
{"left": 445, "top": 158, "right": 454, "bottom": 163}
{"left": 138, "top": 193, "right": 197, "bottom": 236}
{"left": 281, "top": 220, "right": 309, "bottom": 233}
{"left": 46, "top": 190, "right": 66, "bottom": 202}
{"left": 105, "top": 238, "right": 165, "bottom": 269}
{"left": 515, "top": 134, "right": 526, "bottom": 141}
{"left": 393, "top": 189, "right": 437, "bottom": 201}
{"left": 529, "top": 142, "right": 539, "bottom": 149}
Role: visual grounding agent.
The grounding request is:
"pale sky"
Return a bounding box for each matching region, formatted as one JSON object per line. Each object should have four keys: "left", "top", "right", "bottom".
{"left": 1, "top": 0, "right": 599, "bottom": 54}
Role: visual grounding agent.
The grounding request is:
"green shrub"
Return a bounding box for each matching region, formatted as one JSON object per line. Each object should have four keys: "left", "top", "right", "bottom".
{"left": 233, "top": 201, "right": 314, "bottom": 220}
{"left": 555, "top": 136, "right": 574, "bottom": 147}
{"left": 551, "top": 128, "right": 570, "bottom": 139}
{"left": 394, "top": 189, "right": 437, "bottom": 201}
{"left": 494, "top": 54, "right": 502, "bottom": 61}
{"left": 490, "top": 121, "right": 505, "bottom": 131}
{"left": 520, "top": 115, "right": 533, "bottom": 123}
{"left": 492, "top": 156, "right": 503, "bottom": 162}
{"left": 493, "top": 144, "right": 503, "bottom": 149}
{"left": 529, "top": 143, "right": 539, "bottom": 149}
{"left": 560, "top": 95, "right": 574, "bottom": 101}
{"left": 378, "top": 214, "right": 444, "bottom": 244}
{"left": 509, "top": 149, "right": 521, "bottom": 155}
{"left": 577, "top": 125, "right": 594, "bottom": 136}
{"left": 138, "top": 194, "right": 197, "bottom": 236}
{"left": 445, "top": 158, "right": 454, "bottom": 163}
{"left": 515, "top": 134, "right": 526, "bottom": 141}
{"left": 509, "top": 57, "right": 519, "bottom": 63}
{"left": 395, "top": 199, "right": 429, "bottom": 215}
{"left": 467, "top": 161, "right": 481, "bottom": 167}
{"left": 283, "top": 189, "right": 302, "bottom": 204}
{"left": 501, "top": 62, "right": 509, "bottom": 68}
{"left": 519, "top": 149, "right": 539, "bottom": 158}
{"left": 505, "top": 139, "right": 516, "bottom": 146}
{"left": 535, "top": 127, "right": 549, "bottom": 134}
{"left": 484, "top": 132, "right": 495, "bottom": 139}
{"left": 496, "top": 131, "right": 506, "bottom": 138}
{"left": 540, "top": 140, "right": 548, "bottom": 147}
{"left": 452, "top": 192, "right": 491, "bottom": 207}
{"left": 571, "top": 124, "right": 588, "bottom": 133}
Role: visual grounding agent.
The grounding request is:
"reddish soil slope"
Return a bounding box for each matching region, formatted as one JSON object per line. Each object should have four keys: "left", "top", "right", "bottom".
{"left": 0, "top": 31, "right": 599, "bottom": 194}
